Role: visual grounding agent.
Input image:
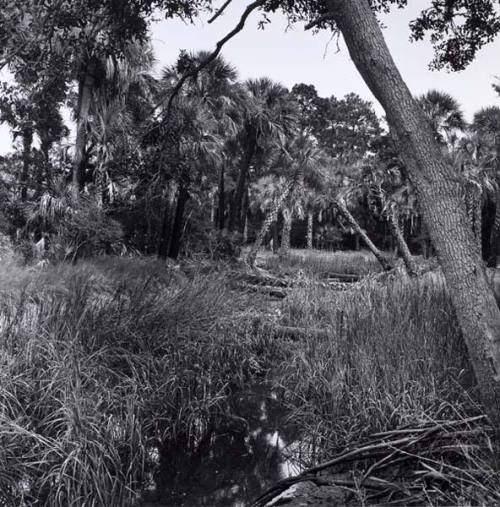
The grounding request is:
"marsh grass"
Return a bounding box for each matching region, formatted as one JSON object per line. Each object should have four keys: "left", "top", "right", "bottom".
{"left": 0, "top": 257, "right": 276, "bottom": 506}
{"left": 1, "top": 254, "right": 498, "bottom": 506}
{"left": 274, "top": 272, "right": 495, "bottom": 490}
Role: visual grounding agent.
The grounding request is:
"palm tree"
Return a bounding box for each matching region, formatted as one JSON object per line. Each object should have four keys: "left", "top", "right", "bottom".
{"left": 228, "top": 77, "right": 298, "bottom": 233}
{"left": 471, "top": 106, "right": 500, "bottom": 266}
{"left": 418, "top": 90, "right": 466, "bottom": 148}
{"left": 246, "top": 135, "right": 324, "bottom": 266}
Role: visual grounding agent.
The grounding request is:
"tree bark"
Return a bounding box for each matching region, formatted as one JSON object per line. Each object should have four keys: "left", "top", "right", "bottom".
{"left": 228, "top": 138, "right": 255, "bottom": 232}
{"left": 487, "top": 137, "right": 500, "bottom": 267}
{"left": 73, "top": 63, "right": 95, "bottom": 199}
{"left": 168, "top": 183, "right": 190, "bottom": 260}
{"left": 328, "top": 0, "right": 500, "bottom": 425}
{"left": 307, "top": 210, "right": 314, "bottom": 249}
{"left": 488, "top": 187, "right": 500, "bottom": 268}
{"left": 217, "top": 164, "right": 225, "bottom": 230}
{"left": 335, "top": 198, "right": 393, "bottom": 271}
{"left": 21, "top": 126, "right": 33, "bottom": 201}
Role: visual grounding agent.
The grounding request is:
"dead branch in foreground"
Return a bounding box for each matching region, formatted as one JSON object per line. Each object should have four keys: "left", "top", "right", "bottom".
{"left": 252, "top": 415, "right": 500, "bottom": 507}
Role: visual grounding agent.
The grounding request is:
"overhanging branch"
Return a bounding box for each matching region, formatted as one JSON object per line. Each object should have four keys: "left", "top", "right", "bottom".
{"left": 152, "top": 0, "right": 266, "bottom": 120}
{"left": 304, "top": 13, "right": 335, "bottom": 31}
{"left": 208, "top": 0, "right": 233, "bottom": 24}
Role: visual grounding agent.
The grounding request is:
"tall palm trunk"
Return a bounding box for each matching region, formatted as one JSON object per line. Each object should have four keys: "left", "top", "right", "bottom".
{"left": 158, "top": 191, "right": 171, "bottom": 260}
{"left": 217, "top": 164, "right": 225, "bottom": 230}
{"left": 280, "top": 206, "right": 292, "bottom": 255}
{"left": 73, "top": 62, "right": 95, "bottom": 199}
{"left": 246, "top": 180, "right": 294, "bottom": 267}
{"left": 387, "top": 207, "right": 417, "bottom": 276}
{"left": 271, "top": 222, "right": 279, "bottom": 254}
{"left": 328, "top": 0, "right": 500, "bottom": 425}
{"left": 168, "top": 183, "right": 190, "bottom": 260}
{"left": 21, "top": 126, "right": 33, "bottom": 201}
{"left": 239, "top": 187, "right": 249, "bottom": 235}
{"left": 307, "top": 210, "right": 314, "bottom": 250}
{"left": 39, "top": 135, "right": 52, "bottom": 196}
{"left": 373, "top": 184, "right": 417, "bottom": 275}
{"left": 335, "top": 198, "right": 393, "bottom": 271}
{"left": 228, "top": 138, "right": 255, "bottom": 232}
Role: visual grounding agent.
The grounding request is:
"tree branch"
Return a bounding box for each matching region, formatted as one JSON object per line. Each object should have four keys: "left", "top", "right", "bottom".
{"left": 208, "top": 0, "right": 233, "bottom": 24}
{"left": 152, "top": 0, "right": 266, "bottom": 120}
{"left": 304, "top": 13, "right": 335, "bottom": 31}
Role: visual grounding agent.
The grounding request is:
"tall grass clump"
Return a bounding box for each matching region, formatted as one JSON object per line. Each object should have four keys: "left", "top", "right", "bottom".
{"left": 0, "top": 257, "right": 275, "bottom": 506}
{"left": 275, "top": 272, "right": 478, "bottom": 460}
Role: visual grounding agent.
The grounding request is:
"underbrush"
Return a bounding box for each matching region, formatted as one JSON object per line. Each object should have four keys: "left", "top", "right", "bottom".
{"left": 0, "top": 257, "right": 278, "bottom": 506}
{"left": 261, "top": 249, "right": 384, "bottom": 277}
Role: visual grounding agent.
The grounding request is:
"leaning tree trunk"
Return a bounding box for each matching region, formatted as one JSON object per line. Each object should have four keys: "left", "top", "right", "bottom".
{"left": 280, "top": 206, "right": 292, "bottom": 256}
{"left": 73, "top": 63, "right": 95, "bottom": 199}
{"left": 21, "top": 126, "right": 33, "bottom": 202}
{"left": 335, "top": 198, "right": 393, "bottom": 271}
{"left": 488, "top": 187, "right": 500, "bottom": 268}
{"left": 328, "top": 0, "right": 500, "bottom": 425}
{"left": 228, "top": 138, "right": 255, "bottom": 232}
{"left": 487, "top": 137, "right": 500, "bottom": 267}
{"left": 246, "top": 180, "right": 294, "bottom": 267}
{"left": 168, "top": 183, "right": 190, "bottom": 260}
{"left": 387, "top": 207, "right": 417, "bottom": 276}
{"left": 465, "top": 181, "right": 483, "bottom": 259}
{"left": 307, "top": 210, "right": 314, "bottom": 250}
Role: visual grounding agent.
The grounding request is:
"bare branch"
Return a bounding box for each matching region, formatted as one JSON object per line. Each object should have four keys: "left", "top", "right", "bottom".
{"left": 208, "top": 0, "right": 233, "bottom": 24}
{"left": 152, "top": 0, "right": 265, "bottom": 120}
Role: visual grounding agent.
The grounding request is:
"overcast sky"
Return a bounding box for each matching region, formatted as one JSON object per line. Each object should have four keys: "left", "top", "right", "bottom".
{"left": 1, "top": 2, "right": 499, "bottom": 154}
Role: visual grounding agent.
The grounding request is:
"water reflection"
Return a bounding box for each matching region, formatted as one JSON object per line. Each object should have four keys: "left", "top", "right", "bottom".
{"left": 145, "top": 384, "right": 302, "bottom": 506}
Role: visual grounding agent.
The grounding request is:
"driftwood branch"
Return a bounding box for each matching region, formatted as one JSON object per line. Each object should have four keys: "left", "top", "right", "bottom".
{"left": 252, "top": 415, "right": 491, "bottom": 507}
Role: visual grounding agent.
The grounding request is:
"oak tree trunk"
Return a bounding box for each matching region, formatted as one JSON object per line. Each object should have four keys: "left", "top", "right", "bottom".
{"left": 488, "top": 188, "right": 500, "bottom": 268}
{"left": 328, "top": 0, "right": 500, "bottom": 425}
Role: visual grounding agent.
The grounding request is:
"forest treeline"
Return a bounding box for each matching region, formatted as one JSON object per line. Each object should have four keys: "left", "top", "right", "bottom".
{"left": 1, "top": 26, "right": 500, "bottom": 268}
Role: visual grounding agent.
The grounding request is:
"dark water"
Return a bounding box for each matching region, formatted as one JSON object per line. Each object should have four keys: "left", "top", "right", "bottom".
{"left": 145, "top": 384, "right": 302, "bottom": 507}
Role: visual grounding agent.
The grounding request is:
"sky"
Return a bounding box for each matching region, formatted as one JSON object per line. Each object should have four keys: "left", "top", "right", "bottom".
{"left": 0, "top": 2, "right": 499, "bottom": 154}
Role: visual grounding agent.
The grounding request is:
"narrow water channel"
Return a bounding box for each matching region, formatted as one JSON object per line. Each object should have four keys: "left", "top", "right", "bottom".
{"left": 144, "top": 384, "right": 303, "bottom": 506}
